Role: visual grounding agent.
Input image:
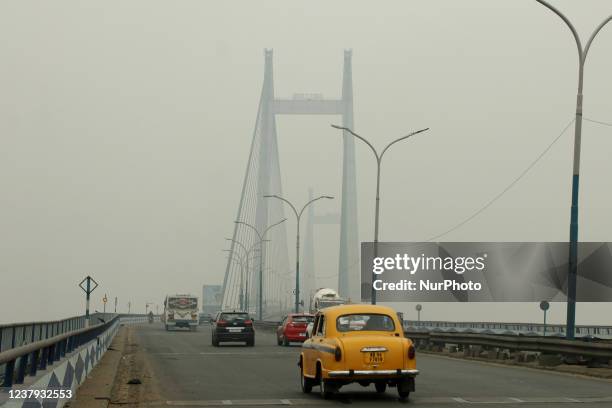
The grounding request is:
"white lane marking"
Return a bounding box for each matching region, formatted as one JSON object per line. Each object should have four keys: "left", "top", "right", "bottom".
{"left": 199, "top": 352, "right": 297, "bottom": 356}
{"left": 151, "top": 352, "right": 297, "bottom": 356}
{"left": 509, "top": 397, "right": 525, "bottom": 403}
{"left": 452, "top": 397, "right": 469, "bottom": 403}
{"left": 564, "top": 397, "right": 581, "bottom": 403}
{"left": 166, "top": 396, "right": 612, "bottom": 405}
{"left": 167, "top": 400, "right": 294, "bottom": 406}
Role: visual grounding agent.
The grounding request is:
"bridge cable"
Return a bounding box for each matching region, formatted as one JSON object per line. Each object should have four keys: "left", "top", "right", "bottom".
{"left": 424, "top": 117, "right": 575, "bottom": 242}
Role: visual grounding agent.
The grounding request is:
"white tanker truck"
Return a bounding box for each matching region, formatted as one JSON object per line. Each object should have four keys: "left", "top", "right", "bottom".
{"left": 306, "top": 288, "right": 346, "bottom": 337}
{"left": 309, "top": 288, "right": 346, "bottom": 313}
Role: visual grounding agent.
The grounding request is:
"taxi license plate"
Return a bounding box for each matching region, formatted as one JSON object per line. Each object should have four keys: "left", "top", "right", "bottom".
{"left": 365, "top": 351, "right": 384, "bottom": 364}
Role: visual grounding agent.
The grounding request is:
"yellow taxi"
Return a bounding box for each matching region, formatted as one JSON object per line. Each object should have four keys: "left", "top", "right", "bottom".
{"left": 299, "top": 304, "right": 418, "bottom": 400}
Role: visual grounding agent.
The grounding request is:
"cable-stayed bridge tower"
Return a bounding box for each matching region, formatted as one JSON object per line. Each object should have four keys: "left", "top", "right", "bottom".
{"left": 221, "top": 49, "right": 360, "bottom": 317}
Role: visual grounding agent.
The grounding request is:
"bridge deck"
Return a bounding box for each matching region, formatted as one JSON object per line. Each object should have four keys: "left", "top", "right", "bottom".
{"left": 128, "top": 323, "right": 612, "bottom": 407}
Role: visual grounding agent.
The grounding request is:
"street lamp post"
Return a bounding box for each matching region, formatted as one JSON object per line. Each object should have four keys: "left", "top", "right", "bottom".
{"left": 264, "top": 195, "right": 334, "bottom": 313}
{"left": 331, "top": 124, "right": 429, "bottom": 304}
{"left": 235, "top": 218, "right": 287, "bottom": 320}
{"left": 535, "top": 0, "right": 612, "bottom": 339}
{"left": 226, "top": 238, "right": 261, "bottom": 312}
{"left": 223, "top": 249, "right": 246, "bottom": 310}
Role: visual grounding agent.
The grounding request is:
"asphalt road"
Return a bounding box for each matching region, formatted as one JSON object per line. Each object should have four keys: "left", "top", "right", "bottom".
{"left": 134, "top": 323, "right": 612, "bottom": 407}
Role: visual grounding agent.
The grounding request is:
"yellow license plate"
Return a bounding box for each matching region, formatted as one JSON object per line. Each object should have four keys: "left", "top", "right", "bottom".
{"left": 365, "top": 351, "right": 384, "bottom": 364}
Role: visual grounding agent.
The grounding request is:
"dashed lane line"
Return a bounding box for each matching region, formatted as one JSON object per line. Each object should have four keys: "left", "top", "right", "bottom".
{"left": 163, "top": 396, "right": 612, "bottom": 406}
{"left": 150, "top": 352, "right": 298, "bottom": 356}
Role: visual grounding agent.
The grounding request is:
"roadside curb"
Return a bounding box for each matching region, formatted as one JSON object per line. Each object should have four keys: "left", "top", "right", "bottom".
{"left": 67, "top": 327, "right": 127, "bottom": 408}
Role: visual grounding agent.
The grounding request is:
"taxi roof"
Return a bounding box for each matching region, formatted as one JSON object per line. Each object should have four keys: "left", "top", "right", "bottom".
{"left": 317, "top": 303, "right": 399, "bottom": 318}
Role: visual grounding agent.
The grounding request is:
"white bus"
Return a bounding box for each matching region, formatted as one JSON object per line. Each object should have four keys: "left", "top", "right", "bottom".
{"left": 163, "top": 294, "right": 199, "bottom": 331}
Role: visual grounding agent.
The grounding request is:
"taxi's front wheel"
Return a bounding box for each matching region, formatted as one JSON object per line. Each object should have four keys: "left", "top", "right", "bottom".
{"left": 300, "top": 364, "right": 313, "bottom": 393}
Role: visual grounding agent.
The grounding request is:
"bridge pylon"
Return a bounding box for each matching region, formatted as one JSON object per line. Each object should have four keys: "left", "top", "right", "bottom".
{"left": 221, "top": 50, "right": 360, "bottom": 316}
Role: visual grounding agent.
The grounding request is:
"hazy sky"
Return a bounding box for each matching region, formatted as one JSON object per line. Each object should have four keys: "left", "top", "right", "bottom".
{"left": 1, "top": 1, "right": 611, "bottom": 324}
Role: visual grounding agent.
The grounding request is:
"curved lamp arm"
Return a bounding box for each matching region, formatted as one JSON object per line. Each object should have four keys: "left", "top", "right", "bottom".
{"left": 264, "top": 195, "right": 299, "bottom": 219}
{"left": 262, "top": 218, "right": 287, "bottom": 238}
{"left": 584, "top": 15, "right": 612, "bottom": 59}
{"left": 535, "top": 0, "right": 583, "bottom": 58}
{"left": 298, "top": 195, "right": 334, "bottom": 219}
{"left": 331, "top": 124, "right": 380, "bottom": 163}
{"left": 380, "top": 128, "right": 429, "bottom": 160}
{"left": 332, "top": 124, "right": 429, "bottom": 163}
{"left": 225, "top": 238, "right": 247, "bottom": 257}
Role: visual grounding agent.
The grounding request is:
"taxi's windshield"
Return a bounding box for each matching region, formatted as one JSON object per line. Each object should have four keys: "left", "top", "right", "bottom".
{"left": 336, "top": 313, "right": 395, "bottom": 332}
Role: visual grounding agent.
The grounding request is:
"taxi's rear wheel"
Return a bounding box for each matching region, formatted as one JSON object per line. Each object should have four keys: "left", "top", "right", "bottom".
{"left": 398, "top": 390, "right": 410, "bottom": 400}
{"left": 397, "top": 379, "right": 411, "bottom": 400}
{"left": 375, "top": 382, "right": 387, "bottom": 393}
{"left": 300, "top": 364, "right": 313, "bottom": 393}
{"left": 318, "top": 369, "right": 336, "bottom": 399}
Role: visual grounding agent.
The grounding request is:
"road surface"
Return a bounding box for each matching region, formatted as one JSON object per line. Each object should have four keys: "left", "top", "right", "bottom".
{"left": 133, "top": 323, "right": 612, "bottom": 407}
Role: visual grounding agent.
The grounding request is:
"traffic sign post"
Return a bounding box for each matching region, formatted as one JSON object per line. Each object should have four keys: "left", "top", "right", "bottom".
{"left": 114, "top": 296, "right": 117, "bottom": 313}
{"left": 416, "top": 304, "right": 422, "bottom": 325}
{"left": 79, "top": 276, "right": 99, "bottom": 328}
{"left": 540, "top": 301, "right": 550, "bottom": 337}
{"left": 103, "top": 294, "right": 108, "bottom": 314}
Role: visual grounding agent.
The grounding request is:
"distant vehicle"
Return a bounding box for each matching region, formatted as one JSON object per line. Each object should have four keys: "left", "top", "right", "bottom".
{"left": 310, "top": 288, "right": 346, "bottom": 313}
{"left": 299, "top": 304, "right": 418, "bottom": 400}
{"left": 276, "top": 313, "right": 314, "bottom": 346}
{"left": 211, "top": 311, "right": 255, "bottom": 346}
{"left": 199, "top": 312, "right": 214, "bottom": 325}
{"left": 307, "top": 288, "right": 346, "bottom": 337}
{"left": 163, "top": 294, "right": 199, "bottom": 331}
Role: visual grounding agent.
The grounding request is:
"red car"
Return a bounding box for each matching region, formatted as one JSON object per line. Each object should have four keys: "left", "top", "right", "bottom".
{"left": 276, "top": 313, "right": 314, "bottom": 345}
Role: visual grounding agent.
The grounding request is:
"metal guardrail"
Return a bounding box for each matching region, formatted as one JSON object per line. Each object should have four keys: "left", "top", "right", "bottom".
{"left": 404, "top": 320, "right": 612, "bottom": 339}
{"left": 405, "top": 330, "right": 612, "bottom": 359}
{"left": 0, "top": 313, "right": 115, "bottom": 354}
{"left": 0, "top": 313, "right": 156, "bottom": 388}
{"left": 0, "top": 313, "right": 158, "bottom": 356}
{"left": 257, "top": 320, "right": 612, "bottom": 359}
{"left": 0, "top": 316, "right": 119, "bottom": 387}
{"left": 254, "top": 320, "right": 281, "bottom": 330}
